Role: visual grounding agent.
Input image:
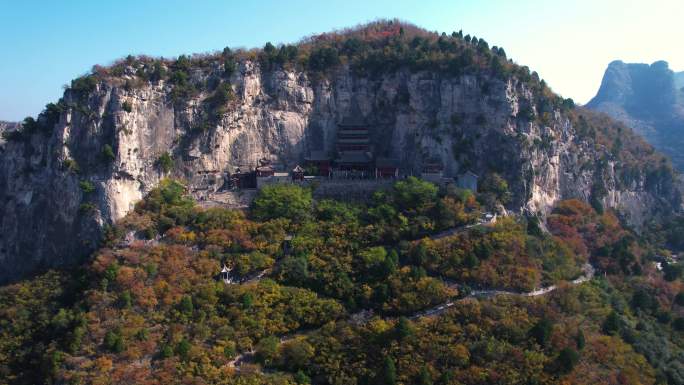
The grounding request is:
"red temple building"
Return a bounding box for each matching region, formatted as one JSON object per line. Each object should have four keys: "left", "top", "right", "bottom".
{"left": 230, "top": 167, "right": 257, "bottom": 189}
{"left": 255, "top": 158, "right": 275, "bottom": 177}
{"left": 336, "top": 127, "right": 370, "bottom": 152}
{"left": 375, "top": 157, "right": 400, "bottom": 178}
{"left": 337, "top": 152, "right": 373, "bottom": 172}
{"left": 255, "top": 164, "right": 274, "bottom": 177}
{"left": 335, "top": 101, "right": 373, "bottom": 173}
{"left": 304, "top": 150, "right": 332, "bottom": 176}
{"left": 422, "top": 159, "right": 444, "bottom": 175}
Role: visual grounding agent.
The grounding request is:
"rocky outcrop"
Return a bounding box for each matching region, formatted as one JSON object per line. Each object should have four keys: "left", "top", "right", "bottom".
{"left": 675, "top": 71, "right": 684, "bottom": 91}
{"left": 0, "top": 121, "right": 20, "bottom": 143}
{"left": 588, "top": 60, "right": 684, "bottom": 170}
{"left": 0, "top": 59, "right": 680, "bottom": 283}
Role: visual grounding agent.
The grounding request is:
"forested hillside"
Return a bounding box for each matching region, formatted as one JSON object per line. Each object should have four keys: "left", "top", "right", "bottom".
{"left": 1, "top": 179, "right": 682, "bottom": 384}
{"left": 0, "top": 19, "right": 683, "bottom": 385}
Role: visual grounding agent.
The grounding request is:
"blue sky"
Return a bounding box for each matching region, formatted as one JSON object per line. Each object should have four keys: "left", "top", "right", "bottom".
{"left": 1, "top": 0, "right": 683, "bottom": 121}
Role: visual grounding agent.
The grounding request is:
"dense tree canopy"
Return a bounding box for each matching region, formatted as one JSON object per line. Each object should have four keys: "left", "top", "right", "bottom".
{"left": 0, "top": 179, "right": 681, "bottom": 384}
{"left": 251, "top": 184, "right": 313, "bottom": 223}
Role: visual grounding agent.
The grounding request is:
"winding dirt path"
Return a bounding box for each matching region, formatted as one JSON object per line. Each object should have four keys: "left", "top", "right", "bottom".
{"left": 227, "top": 263, "right": 596, "bottom": 369}
{"left": 226, "top": 217, "right": 597, "bottom": 369}
{"left": 410, "top": 263, "right": 595, "bottom": 319}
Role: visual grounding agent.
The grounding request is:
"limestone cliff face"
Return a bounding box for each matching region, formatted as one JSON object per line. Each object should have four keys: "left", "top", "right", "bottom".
{"left": 0, "top": 60, "right": 680, "bottom": 282}
{"left": 587, "top": 60, "right": 684, "bottom": 170}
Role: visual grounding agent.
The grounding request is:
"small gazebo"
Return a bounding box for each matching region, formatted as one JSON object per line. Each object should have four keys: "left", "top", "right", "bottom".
{"left": 291, "top": 165, "right": 305, "bottom": 181}
{"left": 220, "top": 264, "right": 232, "bottom": 283}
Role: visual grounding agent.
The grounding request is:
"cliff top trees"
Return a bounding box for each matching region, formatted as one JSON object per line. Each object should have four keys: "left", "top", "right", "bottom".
{"left": 76, "top": 19, "right": 550, "bottom": 98}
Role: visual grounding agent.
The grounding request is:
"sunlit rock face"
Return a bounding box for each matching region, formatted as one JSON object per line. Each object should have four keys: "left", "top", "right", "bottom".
{"left": 588, "top": 60, "right": 684, "bottom": 171}
{"left": 0, "top": 59, "right": 679, "bottom": 283}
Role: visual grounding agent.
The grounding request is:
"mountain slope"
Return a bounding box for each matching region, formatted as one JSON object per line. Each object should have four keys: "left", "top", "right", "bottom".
{"left": 677, "top": 71, "right": 684, "bottom": 110}
{"left": 1, "top": 180, "right": 682, "bottom": 384}
{"left": 675, "top": 71, "right": 684, "bottom": 90}
{"left": 587, "top": 60, "right": 684, "bottom": 170}
{"left": 0, "top": 21, "right": 680, "bottom": 283}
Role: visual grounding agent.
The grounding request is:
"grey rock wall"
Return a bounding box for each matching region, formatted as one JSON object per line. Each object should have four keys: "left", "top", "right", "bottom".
{"left": 0, "top": 60, "right": 678, "bottom": 282}
{"left": 588, "top": 60, "right": 684, "bottom": 170}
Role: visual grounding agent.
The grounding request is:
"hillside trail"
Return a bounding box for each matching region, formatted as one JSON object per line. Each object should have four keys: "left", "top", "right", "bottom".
{"left": 226, "top": 262, "right": 596, "bottom": 369}
{"left": 409, "top": 262, "right": 595, "bottom": 319}
{"left": 226, "top": 216, "right": 597, "bottom": 369}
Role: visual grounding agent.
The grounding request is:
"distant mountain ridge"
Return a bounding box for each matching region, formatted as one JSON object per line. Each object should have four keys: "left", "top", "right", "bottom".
{"left": 0, "top": 121, "right": 19, "bottom": 131}
{"left": 676, "top": 71, "right": 684, "bottom": 90}
{"left": 676, "top": 71, "right": 684, "bottom": 109}
{"left": 587, "top": 60, "right": 684, "bottom": 170}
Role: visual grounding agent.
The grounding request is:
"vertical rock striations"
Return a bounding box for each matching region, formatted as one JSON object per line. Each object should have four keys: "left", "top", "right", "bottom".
{"left": 0, "top": 27, "right": 680, "bottom": 283}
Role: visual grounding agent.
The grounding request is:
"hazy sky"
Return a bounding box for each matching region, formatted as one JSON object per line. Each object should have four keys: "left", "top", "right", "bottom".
{"left": 1, "top": 0, "right": 683, "bottom": 121}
